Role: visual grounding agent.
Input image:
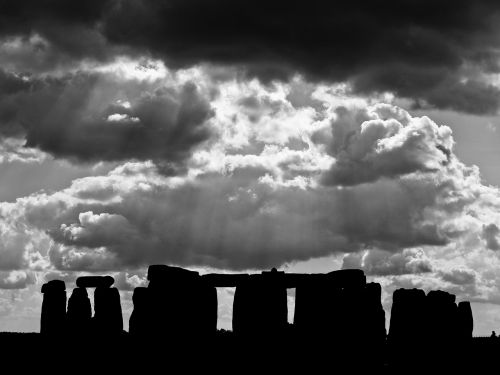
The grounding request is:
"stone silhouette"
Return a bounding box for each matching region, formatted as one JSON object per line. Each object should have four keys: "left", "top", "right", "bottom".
{"left": 76, "top": 276, "right": 114, "bottom": 288}
{"left": 388, "top": 288, "right": 428, "bottom": 343}
{"left": 72, "top": 275, "right": 123, "bottom": 335}
{"left": 426, "top": 290, "right": 458, "bottom": 341}
{"left": 389, "top": 288, "right": 474, "bottom": 346}
{"left": 293, "top": 275, "right": 341, "bottom": 335}
{"left": 94, "top": 287, "right": 123, "bottom": 335}
{"left": 232, "top": 268, "right": 288, "bottom": 336}
{"left": 293, "top": 269, "right": 378, "bottom": 342}
{"left": 41, "top": 275, "right": 124, "bottom": 336}
{"left": 362, "top": 282, "right": 387, "bottom": 344}
{"left": 129, "top": 287, "right": 151, "bottom": 335}
{"left": 457, "top": 301, "right": 473, "bottom": 339}
{"left": 129, "top": 264, "right": 218, "bottom": 338}
{"left": 67, "top": 287, "right": 92, "bottom": 334}
{"left": 39, "top": 263, "right": 474, "bottom": 366}
{"left": 40, "top": 280, "right": 67, "bottom": 336}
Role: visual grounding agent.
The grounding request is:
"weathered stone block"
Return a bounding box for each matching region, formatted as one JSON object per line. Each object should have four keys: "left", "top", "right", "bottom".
{"left": 93, "top": 287, "right": 123, "bottom": 335}
{"left": 457, "top": 301, "right": 473, "bottom": 339}
{"left": 40, "top": 280, "right": 67, "bottom": 335}
{"left": 67, "top": 287, "right": 92, "bottom": 334}
{"left": 76, "top": 276, "right": 114, "bottom": 288}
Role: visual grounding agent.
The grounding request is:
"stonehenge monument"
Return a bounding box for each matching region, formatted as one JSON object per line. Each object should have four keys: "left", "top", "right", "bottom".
{"left": 40, "top": 265, "right": 474, "bottom": 345}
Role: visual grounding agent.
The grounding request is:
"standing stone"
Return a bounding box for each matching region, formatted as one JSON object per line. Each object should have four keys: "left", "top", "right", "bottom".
{"left": 129, "top": 287, "right": 151, "bottom": 335}
{"left": 40, "top": 280, "right": 67, "bottom": 335}
{"left": 426, "top": 290, "right": 458, "bottom": 342}
{"left": 294, "top": 278, "right": 341, "bottom": 336}
{"left": 233, "top": 269, "right": 287, "bottom": 336}
{"left": 67, "top": 287, "right": 92, "bottom": 334}
{"left": 144, "top": 264, "right": 217, "bottom": 338}
{"left": 93, "top": 287, "right": 123, "bottom": 335}
{"left": 195, "top": 283, "right": 218, "bottom": 336}
{"left": 339, "top": 282, "right": 366, "bottom": 340}
{"left": 294, "top": 269, "right": 367, "bottom": 340}
{"left": 362, "top": 282, "right": 386, "bottom": 344}
{"left": 388, "top": 288, "right": 427, "bottom": 344}
{"left": 457, "top": 301, "right": 473, "bottom": 339}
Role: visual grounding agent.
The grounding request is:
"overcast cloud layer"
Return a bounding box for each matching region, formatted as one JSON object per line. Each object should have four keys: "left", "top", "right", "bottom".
{"left": 3, "top": 0, "right": 500, "bottom": 113}
{"left": 1, "top": 1, "right": 500, "bottom": 333}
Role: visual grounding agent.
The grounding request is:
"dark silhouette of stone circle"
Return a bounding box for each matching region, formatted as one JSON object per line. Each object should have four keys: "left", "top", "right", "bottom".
{"left": 38, "top": 263, "right": 474, "bottom": 365}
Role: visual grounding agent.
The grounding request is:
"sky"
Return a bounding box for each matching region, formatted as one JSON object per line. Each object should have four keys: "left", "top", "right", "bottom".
{"left": 1, "top": 0, "right": 500, "bottom": 334}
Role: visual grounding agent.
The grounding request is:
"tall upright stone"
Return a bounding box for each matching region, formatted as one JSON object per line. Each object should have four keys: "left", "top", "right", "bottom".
{"left": 233, "top": 269, "right": 287, "bottom": 336}
{"left": 195, "top": 282, "right": 218, "bottom": 336}
{"left": 362, "top": 282, "right": 386, "bottom": 344}
{"left": 457, "top": 301, "right": 473, "bottom": 339}
{"left": 388, "top": 288, "right": 427, "bottom": 344}
{"left": 144, "top": 264, "right": 217, "bottom": 338}
{"left": 294, "top": 269, "right": 366, "bottom": 339}
{"left": 67, "top": 287, "right": 92, "bottom": 334}
{"left": 94, "top": 287, "right": 123, "bottom": 335}
{"left": 294, "top": 277, "right": 341, "bottom": 336}
{"left": 426, "top": 290, "right": 458, "bottom": 342}
{"left": 338, "top": 277, "right": 366, "bottom": 340}
{"left": 40, "top": 280, "right": 67, "bottom": 335}
{"left": 129, "top": 287, "right": 151, "bottom": 336}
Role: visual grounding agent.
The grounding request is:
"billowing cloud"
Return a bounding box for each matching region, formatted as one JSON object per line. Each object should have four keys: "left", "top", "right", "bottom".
{"left": 0, "top": 92, "right": 495, "bottom": 274}
{"left": 0, "top": 69, "right": 214, "bottom": 167}
{"left": 0, "top": 138, "right": 47, "bottom": 164}
{"left": 439, "top": 268, "right": 477, "bottom": 286}
{"left": 113, "top": 271, "right": 147, "bottom": 291}
{"left": 0, "top": 271, "right": 35, "bottom": 289}
{"left": 320, "top": 104, "right": 453, "bottom": 186}
{"left": 342, "top": 248, "right": 433, "bottom": 276}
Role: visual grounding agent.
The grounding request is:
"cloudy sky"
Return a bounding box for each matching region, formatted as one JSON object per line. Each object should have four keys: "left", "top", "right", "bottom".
{"left": 1, "top": 0, "right": 500, "bottom": 334}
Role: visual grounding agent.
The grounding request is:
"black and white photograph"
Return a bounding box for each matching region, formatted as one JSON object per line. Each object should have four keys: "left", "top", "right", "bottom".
{"left": 0, "top": 0, "right": 500, "bottom": 370}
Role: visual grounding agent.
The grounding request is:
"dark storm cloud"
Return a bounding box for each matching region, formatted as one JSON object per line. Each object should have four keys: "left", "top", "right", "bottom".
{"left": 100, "top": 0, "right": 500, "bottom": 114}
{"left": 2, "top": 1, "right": 500, "bottom": 113}
{"left": 0, "top": 70, "right": 214, "bottom": 166}
{"left": 0, "top": 0, "right": 115, "bottom": 65}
